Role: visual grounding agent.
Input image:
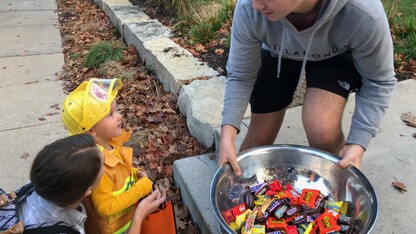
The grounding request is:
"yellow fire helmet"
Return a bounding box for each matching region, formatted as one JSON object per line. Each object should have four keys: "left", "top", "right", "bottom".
{"left": 61, "top": 78, "right": 123, "bottom": 135}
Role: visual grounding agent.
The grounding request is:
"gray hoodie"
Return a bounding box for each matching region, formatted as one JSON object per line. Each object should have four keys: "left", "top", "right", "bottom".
{"left": 222, "top": 0, "right": 397, "bottom": 149}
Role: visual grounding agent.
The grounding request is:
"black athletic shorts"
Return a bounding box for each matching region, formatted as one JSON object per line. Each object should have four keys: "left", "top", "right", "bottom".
{"left": 250, "top": 49, "right": 362, "bottom": 113}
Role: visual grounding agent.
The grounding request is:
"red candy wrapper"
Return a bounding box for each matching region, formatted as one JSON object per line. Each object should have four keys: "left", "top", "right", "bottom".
{"left": 299, "top": 189, "right": 320, "bottom": 208}
{"left": 268, "top": 179, "right": 283, "bottom": 192}
{"left": 285, "top": 184, "right": 301, "bottom": 204}
{"left": 231, "top": 202, "right": 247, "bottom": 218}
{"left": 222, "top": 210, "right": 235, "bottom": 224}
{"left": 285, "top": 225, "right": 298, "bottom": 234}
{"left": 316, "top": 212, "right": 341, "bottom": 233}
{"left": 266, "top": 217, "right": 287, "bottom": 230}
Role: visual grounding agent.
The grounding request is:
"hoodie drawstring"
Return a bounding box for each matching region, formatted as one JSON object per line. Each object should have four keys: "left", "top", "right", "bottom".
{"left": 277, "top": 30, "right": 285, "bottom": 78}
{"left": 298, "top": 30, "right": 315, "bottom": 82}
{"left": 276, "top": 29, "right": 315, "bottom": 82}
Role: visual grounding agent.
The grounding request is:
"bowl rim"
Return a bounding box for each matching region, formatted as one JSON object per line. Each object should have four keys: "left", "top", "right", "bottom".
{"left": 209, "top": 144, "right": 378, "bottom": 234}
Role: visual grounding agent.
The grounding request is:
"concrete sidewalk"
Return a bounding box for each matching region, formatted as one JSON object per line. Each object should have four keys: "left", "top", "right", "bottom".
{"left": 0, "top": 0, "right": 67, "bottom": 191}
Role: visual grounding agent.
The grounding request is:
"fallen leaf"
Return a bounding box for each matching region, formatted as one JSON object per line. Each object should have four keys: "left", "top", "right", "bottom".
{"left": 46, "top": 112, "right": 59, "bottom": 116}
{"left": 175, "top": 144, "right": 187, "bottom": 151}
{"left": 159, "top": 126, "right": 169, "bottom": 133}
{"left": 392, "top": 177, "right": 407, "bottom": 192}
{"left": 20, "top": 152, "right": 29, "bottom": 159}
{"left": 401, "top": 112, "right": 416, "bottom": 127}
{"left": 164, "top": 165, "right": 173, "bottom": 177}
{"left": 174, "top": 204, "right": 188, "bottom": 229}
{"left": 195, "top": 44, "right": 207, "bottom": 53}
{"left": 215, "top": 48, "right": 224, "bottom": 55}
{"left": 216, "top": 66, "right": 224, "bottom": 74}
{"left": 25, "top": 80, "right": 39, "bottom": 85}
{"left": 50, "top": 104, "right": 60, "bottom": 110}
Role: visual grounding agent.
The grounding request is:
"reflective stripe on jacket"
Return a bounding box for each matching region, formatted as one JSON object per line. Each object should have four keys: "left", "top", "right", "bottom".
{"left": 84, "top": 130, "right": 152, "bottom": 234}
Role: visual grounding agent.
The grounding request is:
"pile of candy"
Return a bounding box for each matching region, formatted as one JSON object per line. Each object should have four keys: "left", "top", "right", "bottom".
{"left": 221, "top": 179, "right": 360, "bottom": 234}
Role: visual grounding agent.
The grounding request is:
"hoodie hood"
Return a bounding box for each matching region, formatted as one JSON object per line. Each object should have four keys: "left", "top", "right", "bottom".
{"left": 283, "top": 0, "right": 350, "bottom": 31}
{"left": 275, "top": 0, "right": 349, "bottom": 79}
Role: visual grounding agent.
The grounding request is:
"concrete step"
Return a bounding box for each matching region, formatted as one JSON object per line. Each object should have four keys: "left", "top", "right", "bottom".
{"left": 173, "top": 79, "right": 416, "bottom": 234}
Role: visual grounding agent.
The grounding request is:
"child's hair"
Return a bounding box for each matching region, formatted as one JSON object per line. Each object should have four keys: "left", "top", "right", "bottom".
{"left": 30, "top": 134, "right": 102, "bottom": 207}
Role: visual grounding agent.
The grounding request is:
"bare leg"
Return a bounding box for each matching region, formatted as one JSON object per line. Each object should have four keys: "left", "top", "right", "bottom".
{"left": 240, "top": 109, "right": 287, "bottom": 152}
{"left": 302, "top": 88, "right": 347, "bottom": 154}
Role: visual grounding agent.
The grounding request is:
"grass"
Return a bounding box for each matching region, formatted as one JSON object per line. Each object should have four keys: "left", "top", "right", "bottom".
{"left": 83, "top": 41, "right": 126, "bottom": 69}
{"left": 145, "top": 0, "right": 235, "bottom": 44}
{"left": 382, "top": 0, "right": 416, "bottom": 78}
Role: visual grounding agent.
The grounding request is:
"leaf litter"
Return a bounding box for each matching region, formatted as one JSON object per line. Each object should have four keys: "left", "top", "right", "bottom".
{"left": 56, "top": 0, "right": 213, "bottom": 232}
{"left": 392, "top": 177, "right": 407, "bottom": 192}
{"left": 401, "top": 112, "right": 416, "bottom": 127}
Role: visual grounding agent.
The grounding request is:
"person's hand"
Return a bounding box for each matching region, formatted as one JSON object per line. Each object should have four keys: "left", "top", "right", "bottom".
{"left": 136, "top": 168, "right": 148, "bottom": 179}
{"left": 218, "top": 125, "right": 241, "bottom": 176}
{"left": 128, "top": 188, "right": 166, "bottom": 234}
{"left": 137, "top": 188, "right": 166, "bottom": 217}
{"left": 336, "top": 144, "right": 365, "bottom": 169}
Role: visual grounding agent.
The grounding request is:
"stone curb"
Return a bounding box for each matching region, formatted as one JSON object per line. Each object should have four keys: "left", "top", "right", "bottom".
{"left": 92, "top": 0, "right": 221, "bottom": 147}
{"left": 179, "top": 77, "right": 251, "bottom": 147}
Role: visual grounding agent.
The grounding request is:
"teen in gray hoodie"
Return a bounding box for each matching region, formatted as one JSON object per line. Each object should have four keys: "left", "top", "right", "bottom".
{"left": 218, "top": 0, "right": 397, "bottom": 176}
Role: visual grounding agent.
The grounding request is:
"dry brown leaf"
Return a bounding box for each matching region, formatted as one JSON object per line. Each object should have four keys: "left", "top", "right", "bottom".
{"left": 175, "top": 145, "right": 187, "bottom": 151}
{"left": 175, "top": 203, "right": 190, "bottom": 220}
{"left": 25, "top": 80, "right": 39, "bottom": 85}
{"left": 20, "top": 152, "right": 29, "bottom": 159}
{"left": 392, "top": 177, "right": 407, "bottom": 192}
{"left": 162, "top": 108, "right": 176, "bottom": 114}
{"left": 401, "top": 112, "right": 416, "bottom": 127}
{"left": 46, "top": 112, "right": 59, "bottom": 116}
{"left": 216, "top": 66, "right": 224, "bottom": 74}
{"left": 215, "top": 48, "right": 224, "bottom": 55}
{"left": 195, "top": 44, "right": 207, "bottom": 53}
{"left": 175, "top": 213, "right": 187, "bottom": 229}
{"left": 50, "top": 104, "right": 60, "bottom": 110}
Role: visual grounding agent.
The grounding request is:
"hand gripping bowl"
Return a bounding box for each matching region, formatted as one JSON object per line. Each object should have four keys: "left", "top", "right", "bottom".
{"left": 210, "top": 145, "right": 378, "bottom": 234}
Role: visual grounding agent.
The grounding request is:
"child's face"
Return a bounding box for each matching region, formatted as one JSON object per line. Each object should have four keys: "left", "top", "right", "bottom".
{"left": 91, "top": 100, "right": 123, "bottom": 140}
{"left": 252, "top": 0, "right": 303, "bottom": 21}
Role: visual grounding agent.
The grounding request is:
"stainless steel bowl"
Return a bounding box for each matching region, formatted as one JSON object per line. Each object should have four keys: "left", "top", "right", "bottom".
{"left": 210, "top": 144, "right": 378, "bottom": 234}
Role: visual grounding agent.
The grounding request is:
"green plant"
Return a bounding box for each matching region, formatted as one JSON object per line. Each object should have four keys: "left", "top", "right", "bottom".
{"left": 113, "top": 28, "right": 121, "bottom": 38}
{"left": 382, "top": 0, "right": 416, "bottom": 78}
{"left": 69, "top": 52, "right": 80, "bottom": 59}
{"left": 168, "top": 0, "right": 234, "bottom": 44}
{"left": 83, "top": 41, "right": 125, "bottom": 69}
{"left": 222, "top": 31, "right": 231, "bottom": 48}
{"left": 404, "top": 31, "right": 416, "bottom": 58}
{"left": 143, "top": 0, "right": 235, "bottom": 44}
{"left": 190, "top": 21, "right": 216, "bottom": 43}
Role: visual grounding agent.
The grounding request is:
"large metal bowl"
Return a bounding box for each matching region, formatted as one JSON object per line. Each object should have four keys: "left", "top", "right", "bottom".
{"left": 210, "top": 144, "right": 378, "bottom": 234}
